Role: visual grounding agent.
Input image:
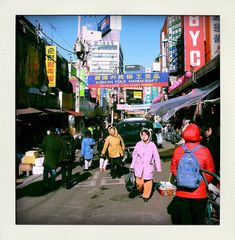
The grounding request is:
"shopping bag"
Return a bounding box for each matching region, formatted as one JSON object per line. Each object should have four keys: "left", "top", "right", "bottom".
{"left": 125, "top": 170, "right": 136, "bottom": 192}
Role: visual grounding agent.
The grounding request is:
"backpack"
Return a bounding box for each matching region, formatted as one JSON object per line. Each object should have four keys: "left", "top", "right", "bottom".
{"left": 62, "top": 140, "right": 75, "bottom": 161}
{"left": 176, "top": 144, "right": 203, "bottom": 189}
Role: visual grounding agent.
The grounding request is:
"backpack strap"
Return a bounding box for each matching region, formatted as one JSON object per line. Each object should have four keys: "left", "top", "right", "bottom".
{"left": 181, "top": 144, "right": 190, "bottom": 153}
{"left": 181, "top": 144, "right": 202, "bottom": 153}
{"left": 191, "top": 144, "right": 202, "bottom": 153}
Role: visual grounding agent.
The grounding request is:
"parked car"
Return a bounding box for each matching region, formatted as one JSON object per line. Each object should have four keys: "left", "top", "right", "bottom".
{"left": 116, "top": 119, "right": 157, "bottom": 163}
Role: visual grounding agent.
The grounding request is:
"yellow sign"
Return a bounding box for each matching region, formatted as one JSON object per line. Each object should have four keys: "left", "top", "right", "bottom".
{"left": 134, "top": 91, "right": 142, "bottom": 99}
{"left": 45, "top": 46, "right": 56, "bottom": 87}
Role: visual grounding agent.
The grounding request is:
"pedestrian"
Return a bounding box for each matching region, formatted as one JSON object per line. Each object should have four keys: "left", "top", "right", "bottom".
{"left": 59, "top": 128, "right": 77, "bottom": 189}
{"left": 168, "top": 123, "right": 215, "bottom": 224}
{"left": 41, "top": 128, "right": 63, "bottom": 191}
{"left": 201, "top": 124, "right": 220, "bottom": 177}
{"left": 130, "top": 128, "right": 162, "bottom": 202}
{"left": 101, "top": 126, "right": 125, "bottom": 179}
{"left": 175, "top": 119, "right": 190, "bottom": 146}
{"left": 81, "top": 130, "right": 96, "bottom": 171}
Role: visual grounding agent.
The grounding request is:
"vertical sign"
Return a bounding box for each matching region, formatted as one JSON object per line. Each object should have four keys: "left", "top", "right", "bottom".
{"left": 210, "top": 16, "right": 220, "bottom": 58}
{"left": 80, "top": 68, "right": 85, "bottom": 97}
{"left": 184, "top": 16, "right": 205, "bottom": 72}
{"left": 45, "top": 46, "right": 56, "bottom": 87}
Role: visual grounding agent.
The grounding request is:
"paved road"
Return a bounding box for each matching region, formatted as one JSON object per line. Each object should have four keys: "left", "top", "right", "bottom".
{"left": 16, "top": 142, "right": 176, "bottom": 225}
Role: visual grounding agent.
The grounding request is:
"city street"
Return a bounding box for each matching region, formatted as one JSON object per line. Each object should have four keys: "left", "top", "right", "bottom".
{"left": 16, "top": 142, "right": 175, "bottom": 225}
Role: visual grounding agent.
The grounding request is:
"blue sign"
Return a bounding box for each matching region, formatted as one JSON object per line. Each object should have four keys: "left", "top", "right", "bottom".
{"left": 88, "top": 72, "right": 169, "bottom": 88}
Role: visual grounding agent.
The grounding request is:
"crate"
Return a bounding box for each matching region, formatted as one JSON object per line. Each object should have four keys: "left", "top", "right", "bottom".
{"left": 19, "top": 163, "right": 33, "bottom": 176}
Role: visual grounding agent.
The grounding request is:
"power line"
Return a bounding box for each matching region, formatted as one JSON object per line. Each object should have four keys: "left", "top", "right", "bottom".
{"left": 44, "top": 17, "right": 74, "bottom": 51}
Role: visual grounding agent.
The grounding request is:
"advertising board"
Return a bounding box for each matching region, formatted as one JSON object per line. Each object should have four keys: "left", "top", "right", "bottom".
{"left": 184, "top": 16, "right": 205, "bottom": 71}
{"left": 88, "top": 72, "right": 169, "bottom": 88}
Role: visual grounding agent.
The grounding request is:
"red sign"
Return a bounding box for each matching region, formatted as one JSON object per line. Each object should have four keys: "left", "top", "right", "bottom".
{"left": 184, "top": 16, "right": 205, "bottom": 71}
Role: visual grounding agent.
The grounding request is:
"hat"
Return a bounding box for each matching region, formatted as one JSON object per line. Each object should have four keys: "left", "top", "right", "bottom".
{"left": 182, "top": 123, "right": 202, "bottom": 142}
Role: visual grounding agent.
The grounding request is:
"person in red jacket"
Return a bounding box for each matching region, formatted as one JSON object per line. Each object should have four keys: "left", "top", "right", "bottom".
{"left": 168, "top": 123, "right": 215, "bottom": 224}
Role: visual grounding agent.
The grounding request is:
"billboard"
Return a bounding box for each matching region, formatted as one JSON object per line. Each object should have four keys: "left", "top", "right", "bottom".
{"left": 45, "top": 46, "right": 56, "bottom": 87}
{"left": 125, "top": 65, "right": 141, "bottom": 72}
{"left": 97, "top": 16, "right": 111, "bottom": 36}
{"left": 88, "top": 72, "right": 169, "bottom": 88}
{"left": 184, "top": 16, "right": 205, "bottom": 72}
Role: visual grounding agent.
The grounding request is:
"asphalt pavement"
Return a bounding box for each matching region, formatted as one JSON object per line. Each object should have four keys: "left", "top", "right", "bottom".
{"left": 16, "top": 140, "right": 176, "bottom": 225}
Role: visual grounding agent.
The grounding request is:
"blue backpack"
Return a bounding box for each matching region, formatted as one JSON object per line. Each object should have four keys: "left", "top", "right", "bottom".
{"left": 176, "top": 144, "right": 203, "bottom": 189}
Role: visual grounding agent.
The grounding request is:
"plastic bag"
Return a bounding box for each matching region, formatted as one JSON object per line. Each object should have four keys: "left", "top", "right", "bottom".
{"left": 125, "top": 170, "right": 136, "bottom": 192}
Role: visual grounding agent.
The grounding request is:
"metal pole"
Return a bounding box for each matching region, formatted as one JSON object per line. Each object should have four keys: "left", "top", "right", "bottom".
{"left": 75, "top": 16, "right": 81, "bottom": 113}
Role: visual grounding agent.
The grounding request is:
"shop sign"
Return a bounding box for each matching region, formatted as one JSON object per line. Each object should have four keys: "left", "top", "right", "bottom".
{"left": 184, "top": 16, "right": 205, "bottom": 71}
{"left": 88, "top": 72, "right": 169, "bottom": 88}
{"left": 45, "top": 46, "right": 57, "bottom": 87}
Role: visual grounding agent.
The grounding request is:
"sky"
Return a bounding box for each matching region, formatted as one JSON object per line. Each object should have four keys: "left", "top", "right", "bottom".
{"left": 25, "top": 15, "right": 166, "bottom": 69}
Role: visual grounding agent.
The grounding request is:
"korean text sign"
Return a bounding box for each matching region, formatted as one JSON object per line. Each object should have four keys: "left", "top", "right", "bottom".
{"left": 88, "top": 72, "right": 169, "bottom": 88}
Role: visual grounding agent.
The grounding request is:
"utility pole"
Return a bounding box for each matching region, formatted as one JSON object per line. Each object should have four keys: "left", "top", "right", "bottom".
{"left": 74, "top": 16, "right": 81, "bottom": 113}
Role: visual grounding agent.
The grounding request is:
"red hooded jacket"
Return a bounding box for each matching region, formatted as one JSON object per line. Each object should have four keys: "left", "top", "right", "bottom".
{"left": 171, "top": 123, "right": 215, "bottom": 199}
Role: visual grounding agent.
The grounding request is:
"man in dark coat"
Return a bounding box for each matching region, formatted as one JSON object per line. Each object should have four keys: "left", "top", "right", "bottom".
{"left": 59, "top": 128, "right": 77, "bottom": 189}
{"left": 42, "top": 128, "right": 63, "bottom": 190}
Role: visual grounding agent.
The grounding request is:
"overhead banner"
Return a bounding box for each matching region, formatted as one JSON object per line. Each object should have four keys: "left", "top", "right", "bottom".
{"left": 88, "top": 72, "right": 169, "bottom": 88}
{"left": 45, "top": 46, "right": 56, "bottom": 87}
{"left": 184, "top": 16, "right": 205, "bottom": 72}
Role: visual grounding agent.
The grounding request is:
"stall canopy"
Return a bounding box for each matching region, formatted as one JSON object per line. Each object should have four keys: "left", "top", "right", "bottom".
{"left": 149, "top": 80, "right": 220, "bottom": 122}
{"left": 16, "top": 107, "right": 43, "bottom": 115}
{"left": 64, "top": 110, "right": 84, "bottom": 117}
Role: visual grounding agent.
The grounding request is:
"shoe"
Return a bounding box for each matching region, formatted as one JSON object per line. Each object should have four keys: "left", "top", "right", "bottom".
{"left": 143, "top": 198, "right": 149, "bottom": 202}
{"left": 139, "top": 193, "right": 143, "bottom": 198}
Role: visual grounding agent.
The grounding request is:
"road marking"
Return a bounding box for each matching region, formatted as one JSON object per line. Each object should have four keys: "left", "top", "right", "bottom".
{"left": 75, "top": 171, "right": 126, "bottom": 187}
{"left": 100, "top": 176, "right": 125, "bottom": 186}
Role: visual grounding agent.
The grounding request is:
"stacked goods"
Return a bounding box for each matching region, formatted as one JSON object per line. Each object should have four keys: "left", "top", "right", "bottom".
{"left": 18, "top": 163, "right": 33, "bottom": 176}
{"left": 19, "top": 150, "right": 44, "bottom": 175}
{"left": 21, "top": 151, "right": 40, "bottom": 164}
{"left": 158, "top": 181, "right": 176, "bottom": 196}
{"left": 32, "top": 156, "right": 44, "bottom": 175}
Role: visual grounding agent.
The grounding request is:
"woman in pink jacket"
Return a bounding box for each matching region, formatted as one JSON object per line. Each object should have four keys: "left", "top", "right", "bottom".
{"left": 130, "top": 128, "right": 162, "bottom": 202}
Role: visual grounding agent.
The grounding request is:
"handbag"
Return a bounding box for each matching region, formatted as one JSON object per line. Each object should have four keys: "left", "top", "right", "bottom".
{"left": 125, "top": 170, "right": 136, "bottom": 192}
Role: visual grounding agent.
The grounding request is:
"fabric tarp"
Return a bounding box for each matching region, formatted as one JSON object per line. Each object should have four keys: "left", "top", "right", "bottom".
{"left": 149, "top": 81, "right": 220, "bottom": 122}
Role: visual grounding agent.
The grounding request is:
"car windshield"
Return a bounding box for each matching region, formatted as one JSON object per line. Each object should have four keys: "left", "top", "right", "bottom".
{"left": 118, "top": 121, "right": 153, "bottom": 133}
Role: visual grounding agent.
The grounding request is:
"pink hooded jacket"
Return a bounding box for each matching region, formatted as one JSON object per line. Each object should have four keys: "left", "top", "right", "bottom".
{"left": 130, "top": 128, "right": 162, "bottom": 180}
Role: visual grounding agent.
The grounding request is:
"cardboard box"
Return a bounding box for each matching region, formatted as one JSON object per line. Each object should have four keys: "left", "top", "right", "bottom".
{"left": 21, "top": 155, "right": 36, "bottom": 164}
{"left": 32, "top": 166, "right": 44, "bottom": 175}
{"left": 19, "top": 163, "right": 33, "bottom": 176}
{"left": 25, "top": 150, "right": 40, "bottom": 158}
{"left": 34, "top": 157, "right": 44, "bottom": 167}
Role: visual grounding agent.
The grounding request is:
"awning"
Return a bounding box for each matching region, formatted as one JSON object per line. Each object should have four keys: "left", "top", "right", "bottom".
{"left": 16, "top": 107, "right": 43, "bottom": 115}
{"left": 44, "top": 108, "right": 65, "bottom": 113}
{"left": 149, "top": 81, "right": 220, "bottom": 122}
{"left": 64, "top": 110, "right": 84, "bottom": 117}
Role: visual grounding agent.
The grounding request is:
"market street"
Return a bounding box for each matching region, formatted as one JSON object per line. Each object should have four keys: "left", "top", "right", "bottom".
{"left": 16, "top": 142, "right": 175, "bottom": 225}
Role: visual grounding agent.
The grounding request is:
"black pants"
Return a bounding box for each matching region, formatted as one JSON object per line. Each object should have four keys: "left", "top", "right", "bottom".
{"left": 167, "top": 196, "right": 207, "bottom": 224}
{"left": 109, "top": 157, "right": 122, "bottom": 178}
{"left": 61, "top": 162, "right": 73, "bottom": 188}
